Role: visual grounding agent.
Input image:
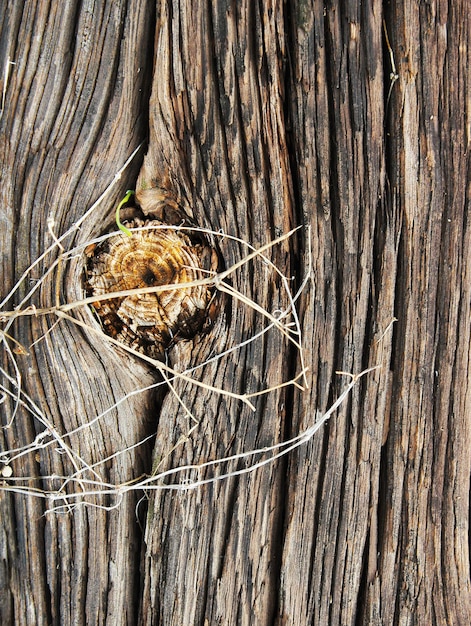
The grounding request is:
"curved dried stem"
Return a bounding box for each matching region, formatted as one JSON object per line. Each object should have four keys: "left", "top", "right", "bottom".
{"left": 0, "top": 151, "right": 343, "bottom": 512}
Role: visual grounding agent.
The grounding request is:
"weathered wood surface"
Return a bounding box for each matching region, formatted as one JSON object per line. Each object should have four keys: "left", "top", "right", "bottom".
{"left": 1, "top": 1, "right": 470, "bottom": 625}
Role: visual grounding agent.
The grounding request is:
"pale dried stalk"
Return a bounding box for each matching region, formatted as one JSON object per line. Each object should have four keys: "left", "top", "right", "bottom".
{"left": 0, "top": 149, "right": 344, "bottom": 512}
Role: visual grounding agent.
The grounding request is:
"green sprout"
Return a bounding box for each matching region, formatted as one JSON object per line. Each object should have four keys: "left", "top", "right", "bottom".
{"left": 115, "top": 189, "right": 135, "bottom": 237}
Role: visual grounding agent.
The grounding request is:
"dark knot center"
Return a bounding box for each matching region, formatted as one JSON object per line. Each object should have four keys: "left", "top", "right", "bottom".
{"left": 142, "top": 268, "right": 157, "bottom": 286}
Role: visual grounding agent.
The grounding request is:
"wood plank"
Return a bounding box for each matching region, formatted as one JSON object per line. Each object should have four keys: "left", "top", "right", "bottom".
{"left": 1, "top": 1, "right": 470, "bottom": 624}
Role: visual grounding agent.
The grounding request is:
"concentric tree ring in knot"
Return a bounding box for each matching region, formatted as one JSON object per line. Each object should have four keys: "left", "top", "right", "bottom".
{"left": 85, "top": 217, "right": 218, "bottom": 359}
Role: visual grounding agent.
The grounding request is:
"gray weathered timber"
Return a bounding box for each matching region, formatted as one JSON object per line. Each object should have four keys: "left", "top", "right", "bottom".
{"left": 1, "top": 1, "right": 470, "bottom": 625}
{"left": 0, "top": 2, "right": 156, "bottom": 624}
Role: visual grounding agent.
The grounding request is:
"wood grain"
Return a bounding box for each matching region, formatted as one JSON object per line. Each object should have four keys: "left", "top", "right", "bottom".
{"left": 1, "top": 1, "right": 470, "bottom": 625}
{"left": 0, "top": 2, "right": 156, "bottom": 624}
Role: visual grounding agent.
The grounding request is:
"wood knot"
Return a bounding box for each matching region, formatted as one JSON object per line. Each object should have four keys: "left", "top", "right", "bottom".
{"left": 84, "top": 193, "right": 219, "bottom": 359}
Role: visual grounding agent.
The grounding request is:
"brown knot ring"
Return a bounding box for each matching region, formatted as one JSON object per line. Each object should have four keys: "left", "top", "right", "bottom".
{"left": 85, "top": 209, "right": 218, "bottom": 359}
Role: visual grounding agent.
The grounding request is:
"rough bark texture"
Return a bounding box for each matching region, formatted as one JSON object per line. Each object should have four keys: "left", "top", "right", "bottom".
{"left": 1, "top": 1, "right": 470, "bottom": 625}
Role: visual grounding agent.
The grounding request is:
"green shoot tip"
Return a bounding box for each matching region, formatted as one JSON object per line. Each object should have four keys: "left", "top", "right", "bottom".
{"left": 116, "top": 190, "right": 135, "bottom": 237}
